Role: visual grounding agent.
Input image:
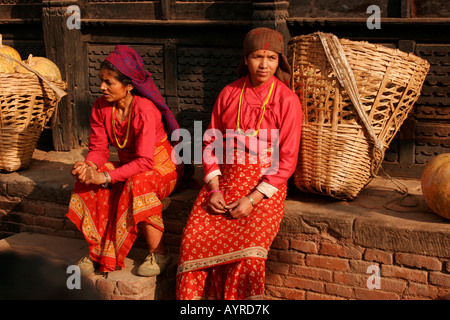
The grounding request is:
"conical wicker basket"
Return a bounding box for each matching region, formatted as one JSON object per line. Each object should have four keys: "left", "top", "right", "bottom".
{"left": 0, "top": 70, "right": 66, "bottom": 172}
{"left": 289, "top": 32, "right": 430, "bottom": 200}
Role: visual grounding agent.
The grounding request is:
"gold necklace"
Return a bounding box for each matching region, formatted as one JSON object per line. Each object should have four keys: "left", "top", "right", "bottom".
{"left": 236, "top": 81, "right": 274, "bottom": 137}
{"left": 112, "top": 97, "right": 134, "bottom": 149}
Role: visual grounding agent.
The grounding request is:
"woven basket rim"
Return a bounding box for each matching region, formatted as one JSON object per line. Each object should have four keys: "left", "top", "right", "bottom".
{"left": 288, "top": 32, "right": 430, "bottom": 68}
{"left": 0, "top": 72, "right": 66, "bottom": 86}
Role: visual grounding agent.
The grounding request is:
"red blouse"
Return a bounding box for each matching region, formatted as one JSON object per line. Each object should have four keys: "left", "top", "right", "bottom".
{"left": 203, "top": 75, "right": 302, "bottom": 195}
{"left": 85, "top": 95, "right": 167, "bottom": 183}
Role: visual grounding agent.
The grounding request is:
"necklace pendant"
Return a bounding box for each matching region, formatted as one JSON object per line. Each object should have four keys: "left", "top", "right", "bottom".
{"left": 236, "top": 128, "right": 258, "bottom": 137}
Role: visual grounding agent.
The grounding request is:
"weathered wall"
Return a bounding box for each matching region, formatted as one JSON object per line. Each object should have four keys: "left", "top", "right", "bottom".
{"left": 0, "top": 1, "right": 448, "bottom": 175}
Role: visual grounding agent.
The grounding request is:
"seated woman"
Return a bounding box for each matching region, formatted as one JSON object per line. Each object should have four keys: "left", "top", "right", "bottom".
{"left": 176, "top": 27, "right": 302, "bottom": 299}
{"left": 67, "top": 45, "right": 183, "bottom": 277}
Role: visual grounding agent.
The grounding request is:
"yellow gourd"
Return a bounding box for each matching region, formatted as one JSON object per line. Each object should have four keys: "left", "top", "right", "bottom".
{"left": 0, "top": 34, "right": 21, "bottom": 73}
{"left": 15, "top": 54, "right": 62, "bottom": 81}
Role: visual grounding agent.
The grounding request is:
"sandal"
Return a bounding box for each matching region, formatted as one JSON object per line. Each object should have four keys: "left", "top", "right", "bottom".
{"left": 137, "top": 252, "right": 171, "bottom": 277}
{"left": 77, "top": 256, "right": 97, "bottom": 276}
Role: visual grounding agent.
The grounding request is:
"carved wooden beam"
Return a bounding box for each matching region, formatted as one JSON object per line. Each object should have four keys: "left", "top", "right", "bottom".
{"left": 42, "top": 0, "right": 90, "bottom": 150}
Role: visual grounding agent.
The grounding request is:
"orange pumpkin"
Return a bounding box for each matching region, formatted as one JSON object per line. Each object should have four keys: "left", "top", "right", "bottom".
{"left": 15, "top": 54, "right": 62, "bottom": 81}
{"left": 421, "top": 153, "right": 450, "bottom": 219}
{"left": 0, "top": 34, "right": 21, "bottom": 72}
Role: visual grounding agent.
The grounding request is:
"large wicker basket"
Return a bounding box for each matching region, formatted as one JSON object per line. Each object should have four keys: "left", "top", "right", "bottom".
{"left": 289, "top": 32, "right": 430, "bottom": 200}
{"left": 0, "top": 68, "right": 67, "bottom": 172}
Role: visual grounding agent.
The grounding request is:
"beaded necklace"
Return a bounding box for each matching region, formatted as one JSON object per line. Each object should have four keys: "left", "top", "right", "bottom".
{"left": 112, "top": 97, "right": 134, "bottom": 149}
{"left": 236, "top": 81, "right": 274, "bottom": 137}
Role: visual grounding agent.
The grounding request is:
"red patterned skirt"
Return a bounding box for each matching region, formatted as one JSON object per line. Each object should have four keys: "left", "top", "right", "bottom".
{"left": 66, "top": 137, "right": 182, "bottom": 272}
{"left": 176, "top": 151, "right": 286, "bottom": 300}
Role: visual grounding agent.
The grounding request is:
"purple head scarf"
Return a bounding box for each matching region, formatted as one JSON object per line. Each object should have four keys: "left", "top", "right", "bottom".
{"left": 106, "top": 45, "right": 179, "bottom": 141}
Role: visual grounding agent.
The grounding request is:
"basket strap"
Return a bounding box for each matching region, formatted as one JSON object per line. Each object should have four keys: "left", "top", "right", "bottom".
{"left": 317, "top": 32, "right": 384, "bottom": 174}
{"left": 0, "top": 52, "right": 67, "bottom": 101}
{"left": 317, "top": 32, "right": 412, "bottom": 198}
{"left": 317, "top": 32, "right": 384, "bottom": 175}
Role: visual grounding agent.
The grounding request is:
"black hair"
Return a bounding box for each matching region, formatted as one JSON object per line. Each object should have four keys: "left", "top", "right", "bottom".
{"left": 100, "top": 60, "right": 133, "bottom": 87}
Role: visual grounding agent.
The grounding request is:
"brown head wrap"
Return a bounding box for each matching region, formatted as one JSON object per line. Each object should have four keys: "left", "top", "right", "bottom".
{"left": 237, "top": 27, "right": 291, "bottom": 85}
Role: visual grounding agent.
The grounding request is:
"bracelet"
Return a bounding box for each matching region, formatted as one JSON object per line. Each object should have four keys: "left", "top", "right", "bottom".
{"left": 102, "top": 171, "right": 111, "bottom": 188}
{"left": 246, "top": 195, "right": 256, "bottom": 207}
{"left": 207, "top": 189, "right": 224, "bottom": 197}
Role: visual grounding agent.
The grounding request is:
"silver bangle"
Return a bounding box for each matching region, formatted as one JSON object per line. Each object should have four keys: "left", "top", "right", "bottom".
{"left": 102, "top": 171, "right": 110, "bottom": 188}
{"left": 246, "top": 195, "right": 256, "bottom": 207}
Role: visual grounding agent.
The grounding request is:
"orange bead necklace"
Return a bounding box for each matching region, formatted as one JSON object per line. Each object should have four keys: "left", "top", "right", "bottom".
{"left": 112, "top": 97, "right": 134, "bottom": 149}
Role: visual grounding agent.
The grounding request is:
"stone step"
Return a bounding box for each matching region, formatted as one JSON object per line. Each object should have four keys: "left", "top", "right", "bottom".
{"left": 0, "top": 232, "right": 177, "bottom": 300}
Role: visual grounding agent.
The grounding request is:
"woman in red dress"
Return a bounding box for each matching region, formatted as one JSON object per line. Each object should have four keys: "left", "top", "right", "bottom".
{"left": 176, "top": 27, "right": 302, "bottom": 299}
{"left": 67, "top": 45, "right": 182, "bottom": 276}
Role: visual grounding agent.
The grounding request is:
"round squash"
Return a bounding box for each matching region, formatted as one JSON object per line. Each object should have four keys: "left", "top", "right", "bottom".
{"left": 0, "top": 60, "right": 15, "bottom": 73}
{"left": 421, "top": 153, "right": 450, "bottom": 219}
{"left": 0, "top": 34, "right": 21, "bottom": 72}
{"left": 15, "top": 54, "right": 62, "bottom": 81}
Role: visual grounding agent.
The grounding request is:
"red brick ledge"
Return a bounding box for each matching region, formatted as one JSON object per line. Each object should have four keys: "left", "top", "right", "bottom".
{"left": 266, "top": 179, "right": 450, "bottom": 300}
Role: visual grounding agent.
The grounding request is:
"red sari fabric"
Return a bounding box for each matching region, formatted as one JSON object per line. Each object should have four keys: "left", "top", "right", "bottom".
{"left": 176, "top": 151, "right": 287, "bottom": 300}
{"left": 67, "top": 138, "right": 181, "bottom": 272}
{"left": 177, "top": 258, "right": 267, "bottom": 300}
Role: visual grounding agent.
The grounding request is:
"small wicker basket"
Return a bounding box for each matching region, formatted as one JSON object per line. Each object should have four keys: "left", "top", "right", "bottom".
{"left": 0, "top": 55, "right": 67, "bottom": 172}
{"left": 289, "top": 32, "right": 430, "bottom": 200}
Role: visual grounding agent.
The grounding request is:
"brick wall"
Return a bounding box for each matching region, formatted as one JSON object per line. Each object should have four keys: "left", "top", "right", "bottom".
{"left": 263, "top": 196, "right": 450, "bottom": 300}
{"left": 266, "top": 233, "right": 449, "bottom": 300}
{"left": 0, "top": 196, "right": 78, "bottom": 241}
